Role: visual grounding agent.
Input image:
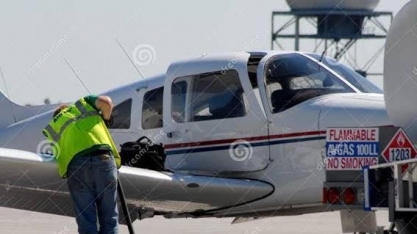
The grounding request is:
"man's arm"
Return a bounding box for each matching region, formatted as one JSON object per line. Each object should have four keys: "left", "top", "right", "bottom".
{"left": 95, "top": 96, "right": 113, "bottom": 121}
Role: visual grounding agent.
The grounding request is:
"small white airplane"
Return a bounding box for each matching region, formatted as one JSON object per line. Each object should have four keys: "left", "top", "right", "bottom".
{"left": 0, "top": 1, "right": 416, "bottom": 233}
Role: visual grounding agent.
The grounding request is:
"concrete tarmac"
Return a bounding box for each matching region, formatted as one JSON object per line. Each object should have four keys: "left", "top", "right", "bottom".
{"left": 0, "top": 207, "right": 391, "bottom": 234}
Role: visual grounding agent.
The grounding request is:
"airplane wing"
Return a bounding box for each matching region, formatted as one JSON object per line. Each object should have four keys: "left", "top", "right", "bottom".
{"left": 0, "top": 148, "right": 274, "bottom": 221}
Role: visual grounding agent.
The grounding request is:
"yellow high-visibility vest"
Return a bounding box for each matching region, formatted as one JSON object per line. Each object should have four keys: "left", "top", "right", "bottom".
{"left": 42, "top": 97, "right": 121, "bottom": 178}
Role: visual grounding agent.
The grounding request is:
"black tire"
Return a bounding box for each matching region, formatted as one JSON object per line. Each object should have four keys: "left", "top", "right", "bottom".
{"left": 383, "top": 230, "right": 398, "bottom": 234}
{"left": 395, "top": 216, "right": 417, "bottom": 234}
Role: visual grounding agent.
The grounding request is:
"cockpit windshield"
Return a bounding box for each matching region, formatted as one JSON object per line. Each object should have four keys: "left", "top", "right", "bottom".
{"left": 307, "top": 53, "right": 383, "bottom": 94}
{"left": 265, "top": 53, "right": 355, "bottom": 113}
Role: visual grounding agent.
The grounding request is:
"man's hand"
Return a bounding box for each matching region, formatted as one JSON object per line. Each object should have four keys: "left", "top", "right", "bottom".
{"left": 95, "top": 96, "right": 113, "bottom": 121}
{"left": 104, "top": 115, "right": 114, "bottom": 127}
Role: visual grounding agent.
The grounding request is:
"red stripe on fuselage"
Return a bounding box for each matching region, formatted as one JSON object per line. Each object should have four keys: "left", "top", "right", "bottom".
{"left": 164, "top": 130, "right": 326, "bottom": 149}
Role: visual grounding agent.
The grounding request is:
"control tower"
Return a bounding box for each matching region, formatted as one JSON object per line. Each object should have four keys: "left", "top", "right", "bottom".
{"left": 271, "top": 0, "right": 392, "bottom": 77}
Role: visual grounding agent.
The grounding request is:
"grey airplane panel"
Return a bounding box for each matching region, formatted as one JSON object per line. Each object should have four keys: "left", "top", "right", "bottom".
{"left": 0, "top": 149, "right": 274, "bottom": 217}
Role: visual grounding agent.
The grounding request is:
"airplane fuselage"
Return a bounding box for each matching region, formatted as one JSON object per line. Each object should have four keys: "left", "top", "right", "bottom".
{"left": 0, "top": 51, "right": 391, "bottom": 217}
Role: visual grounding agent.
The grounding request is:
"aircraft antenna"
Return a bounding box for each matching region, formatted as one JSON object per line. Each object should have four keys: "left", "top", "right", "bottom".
{"left": 319, "top": 48, "right": 326, "bottom": 63}
{"left": 63, "top": 58, "right": 91, "bottom": 94}
{"left": 0, "top": 66, "right": 16, "bottom": 122}
{"left": 115, "top": 37, "right": 146, "bottom": 80}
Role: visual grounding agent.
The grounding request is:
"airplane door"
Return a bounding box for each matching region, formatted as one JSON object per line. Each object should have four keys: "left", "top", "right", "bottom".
{"left": 163, "top": 55, "right": 269, "bottom": 173}
{"left": 256, "top": 53, "right": 326, "bottom": 188}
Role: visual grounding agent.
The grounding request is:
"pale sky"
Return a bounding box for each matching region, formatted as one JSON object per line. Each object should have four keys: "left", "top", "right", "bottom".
{"left": 0, "top": 0, "right": 410, "bottom": 105}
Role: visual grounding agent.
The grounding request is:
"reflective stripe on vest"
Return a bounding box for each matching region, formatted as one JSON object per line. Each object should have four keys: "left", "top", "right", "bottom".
{"left": 44, "top": 100, "right": 98, "bottom": 142}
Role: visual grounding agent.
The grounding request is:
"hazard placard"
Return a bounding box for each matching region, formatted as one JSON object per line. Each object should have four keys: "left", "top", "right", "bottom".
{"left": 381, "top": 128, "right": 417, "bottom": 173}
{"left": 325, "top": 128, "right": 379, "bottom": 170}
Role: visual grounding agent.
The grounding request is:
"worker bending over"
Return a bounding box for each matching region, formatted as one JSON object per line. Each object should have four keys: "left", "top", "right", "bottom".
{"left": 42, "top": 95, "right": 121, "bottom": 234}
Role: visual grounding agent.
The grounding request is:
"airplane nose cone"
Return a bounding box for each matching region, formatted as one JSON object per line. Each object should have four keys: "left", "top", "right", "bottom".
{"left": 317, "top": 93, "right": 391, "bottom": 129}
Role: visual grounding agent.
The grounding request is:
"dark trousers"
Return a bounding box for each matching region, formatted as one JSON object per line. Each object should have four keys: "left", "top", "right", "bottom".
{"left": 67, "top": 152, "right": 119, "bottom": 234}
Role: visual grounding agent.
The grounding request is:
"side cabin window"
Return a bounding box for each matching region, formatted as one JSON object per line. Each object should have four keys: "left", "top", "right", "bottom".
{"left": 171, "top": 70, "right": 246, "bottom": 123}
{"left": 266, "top": 53, "right": 355, "bottom": 113}
{"left": 142, "top": 87, "right": 164, "bottom": 129}
{"left": 171, "top": 80, "right": 187, "bottom": 123}
{"left": 109, "top": 98, "right": 132, "bottom": 129}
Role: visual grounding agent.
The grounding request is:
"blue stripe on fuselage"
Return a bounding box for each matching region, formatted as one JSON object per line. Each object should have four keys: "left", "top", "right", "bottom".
{"left": 165, "top": 136, "right": 325, "bottom": 155}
